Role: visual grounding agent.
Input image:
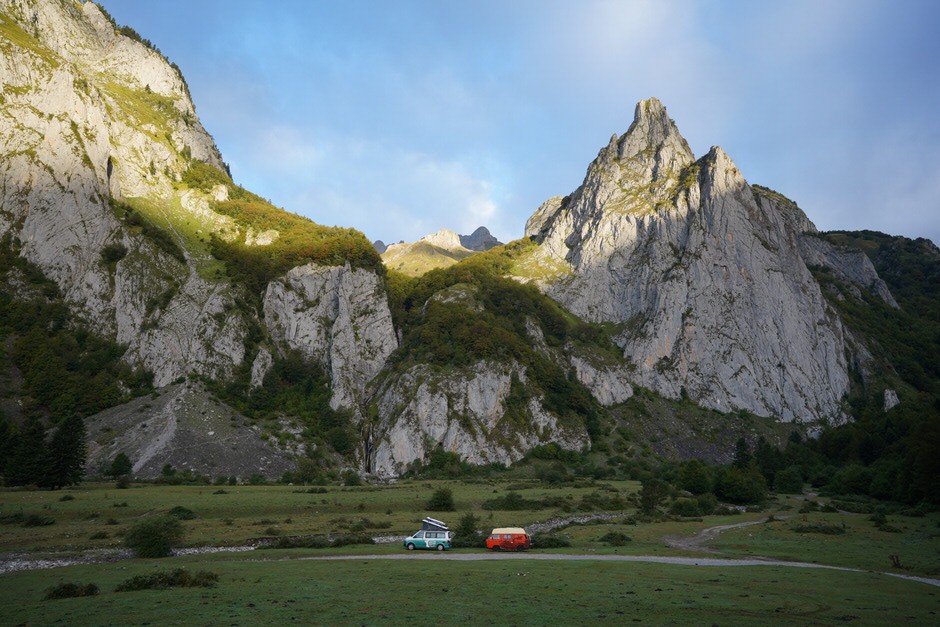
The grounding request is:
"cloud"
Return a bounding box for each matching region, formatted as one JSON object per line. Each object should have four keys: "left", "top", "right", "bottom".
{"left": 225, "top": 124, "right": 508, "bottom": 244}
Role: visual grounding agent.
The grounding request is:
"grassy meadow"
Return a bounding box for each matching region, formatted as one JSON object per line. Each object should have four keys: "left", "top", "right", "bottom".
{"left": 1, "top": 479, "right": 938, "bottom": 624}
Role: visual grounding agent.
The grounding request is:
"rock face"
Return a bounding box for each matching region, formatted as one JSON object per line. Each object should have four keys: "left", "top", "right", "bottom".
{"left": 460, "top": 226, "right": 502, "bottom": 251}
{"left": 0, "top": 0, "right": 242, "bottom": 384}
{"left": 263, "top": 263, "right": 398, "bottom": 410}
{"left": 523, "top": 98, "right": 867, "bottom": 423}
{"left": 368, "top": 361, "right": 587, "bottom": 477}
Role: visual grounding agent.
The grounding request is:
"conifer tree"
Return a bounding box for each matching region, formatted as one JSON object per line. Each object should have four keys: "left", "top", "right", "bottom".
{"left": 41, "top": 414, "right": 86, "bottom": 489}
{"left": 4, "top": 416, "right": 48, "bottom": 486}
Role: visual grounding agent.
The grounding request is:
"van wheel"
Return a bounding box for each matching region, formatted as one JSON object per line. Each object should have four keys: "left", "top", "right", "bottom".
{"left": 437, "top": 544, "right": 445, "bottom": 551}
{"left": 516, "top": 545, "right": 525, "bottom": 552}
{"left": 406, "top": 543, "right": 415, "bottom": 551}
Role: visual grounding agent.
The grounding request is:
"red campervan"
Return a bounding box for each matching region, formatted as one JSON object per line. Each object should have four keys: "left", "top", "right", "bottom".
{"left": 485, "top": 527, "right": 531, "bottom": 551}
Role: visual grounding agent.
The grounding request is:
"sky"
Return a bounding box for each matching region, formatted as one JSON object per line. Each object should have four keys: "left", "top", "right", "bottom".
{"left": 101, "top": 0, "right": 940, "bottom": 246}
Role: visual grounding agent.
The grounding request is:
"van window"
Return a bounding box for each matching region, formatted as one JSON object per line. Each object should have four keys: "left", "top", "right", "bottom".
{"left": 414, "top": 531, "right": 424, "bottom": 538}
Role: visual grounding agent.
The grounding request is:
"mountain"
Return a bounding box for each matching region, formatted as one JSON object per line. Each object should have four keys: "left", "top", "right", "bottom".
{"left": 378, "top": 227, "right": 503, "bottom": 277}
{"left": 460, "top": 226, "right": 502, "bottom": 252}
{"left": 1, "top": 3, "right": 936, "bottom": 491}
{"left": 519, "top": 98, "right": 896, "bottom": 425}
{"left": 380, "top": 229, "right": 476, "bottom": 276}
{"left": 0, "top": 0, "right": 389, "bottom": 479}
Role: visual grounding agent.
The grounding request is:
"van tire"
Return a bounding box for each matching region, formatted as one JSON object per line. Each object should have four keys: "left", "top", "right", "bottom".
{"left": 406, "top": 543, "right": 415, "bottom": 550}
{"left": 437, "top": 544, "right": 445, "bottom": 551}
{"left": 516, "top": 545, "right": 525, "bottom": 552}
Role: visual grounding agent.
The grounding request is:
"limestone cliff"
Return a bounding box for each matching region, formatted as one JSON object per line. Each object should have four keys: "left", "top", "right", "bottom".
{"left": 521, "top": 98, "right": 885, "bottom": 424}
{"left": 262, "top": 262, "right": 398, "bottom": 410}
{"left": 367, "top": 360, "right": 587, "bottom": 477}
{"left": 0, "top": 0, "right": 242, "bottom": 384}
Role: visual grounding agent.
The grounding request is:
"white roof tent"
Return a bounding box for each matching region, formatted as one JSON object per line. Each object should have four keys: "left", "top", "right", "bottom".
{"left": 421, "top": 517, "right": 449, "bottom": 532}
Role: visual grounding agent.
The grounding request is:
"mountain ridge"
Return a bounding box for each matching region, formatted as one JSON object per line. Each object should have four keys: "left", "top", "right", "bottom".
{"left": 1, "top": 2, "right": 935, "bottom": 491}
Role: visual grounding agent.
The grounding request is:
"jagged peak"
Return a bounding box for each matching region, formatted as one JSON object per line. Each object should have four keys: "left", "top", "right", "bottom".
{"left": 616, "top": 98, "right": 694, "bottom": 165}
{"left": 698, "top": 145, "right": 747, "bottom": 194}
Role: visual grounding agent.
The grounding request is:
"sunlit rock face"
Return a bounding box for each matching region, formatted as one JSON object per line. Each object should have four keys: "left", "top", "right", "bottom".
{"left": 524, "top": 98, "right": 856, "bottom": 424}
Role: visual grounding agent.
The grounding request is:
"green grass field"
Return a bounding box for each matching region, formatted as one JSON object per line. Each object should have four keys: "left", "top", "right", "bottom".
{"left": 2, "top": 481, "right": 938, "bottom": 624}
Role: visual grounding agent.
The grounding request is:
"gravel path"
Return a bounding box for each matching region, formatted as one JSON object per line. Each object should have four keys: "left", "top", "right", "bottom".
{"left": 662, "top": 517, "right": 783, "bottom": 554}
{"left": 4, "top": 516, "right": 939, "bottom": 589}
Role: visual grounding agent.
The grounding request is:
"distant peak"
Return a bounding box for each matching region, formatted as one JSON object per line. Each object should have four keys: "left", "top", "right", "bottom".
{"left": 460, "top": 226, "right": 502, "bottom": 251}
{"left": 420, "top": 229, "right": 464, "bottom": 250}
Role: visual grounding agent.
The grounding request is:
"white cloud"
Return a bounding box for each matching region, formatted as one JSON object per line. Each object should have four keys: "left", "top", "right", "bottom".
{"left": 228, "top": 124, "right": 508, "bottom": 244}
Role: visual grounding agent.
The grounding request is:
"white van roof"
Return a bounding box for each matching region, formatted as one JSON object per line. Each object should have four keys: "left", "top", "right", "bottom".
{"left": 491, "top": 527, "right": 527, "bottom": 535}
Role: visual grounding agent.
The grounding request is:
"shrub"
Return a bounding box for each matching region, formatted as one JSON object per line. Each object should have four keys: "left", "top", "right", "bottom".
{"left": 58, "top": 494, "right": 75, "bottom": 502}
{"left": 44, "top": 582, "right": 99, "bottom": 600}
{"left": 426, "top": 487, "right": 456, "bottom": 511}
{"left": 598, "top": 531, "right": 632, "bottom": 546}
{"left": 108, "top": 452, "right": 133, "bottom": 477}
{"left": 452, "top": 512, "right": 485, "bottom": 548}
{"left": 481, "top": 491, "right": 542, "bottom": 511}
{"left": 669, "top": 499, "right": 702, "bottom": 517}
{"left": 531, "top": 534, "right": 570, "bottom": 548}
{"left": 115, "top": 569, "right": 218, "bottom": 592}
{"left": 773, "top": 466, "right": 804, "bottom": 494}
{"left": 790, "top": 522, "right": 845, "bottom": 535}
{"left": 273, "top": 535, "right": 330, "bottom": 549}
{"left": 167, "top": 506, "right": 196, "bottom": 520}
{"left": 124, "top": 516, "right": 184, "bottom": 558}
{"left": 329, "top": 533, "right": 375, "bottom": 547}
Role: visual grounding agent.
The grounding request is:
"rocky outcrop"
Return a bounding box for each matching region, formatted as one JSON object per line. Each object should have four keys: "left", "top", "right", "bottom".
{"left": 798, "top": 234, "right": 898, "bottom": 307}
{"left": 262, "top": 262, "right": 398, "bottom": 410}
{"left": 367, "top": 361, "right": 587, "bottom": 477}
{"left": 460, "top": 226, "right": 502, "bottom": 251}
{"left": 523, "top": 98, "right": 854, "bottom": 423}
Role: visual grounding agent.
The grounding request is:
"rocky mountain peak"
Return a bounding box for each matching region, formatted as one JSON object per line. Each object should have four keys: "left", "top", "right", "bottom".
{"left": 420, "top": 229, "right": 466, "bottom": 251}
{"left": 518, "top": 97, "right": 865, "bottom": 424}
{"left": 608, "top": 97, "right": 695, "bottom": 179}
{"left": 460, "top": 226, "right": 502, "bottom": 251}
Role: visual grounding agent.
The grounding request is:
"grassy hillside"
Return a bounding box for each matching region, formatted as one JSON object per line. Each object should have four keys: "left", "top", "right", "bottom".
{"left": 381, "top": 240, "right": 476, "bottom": 276}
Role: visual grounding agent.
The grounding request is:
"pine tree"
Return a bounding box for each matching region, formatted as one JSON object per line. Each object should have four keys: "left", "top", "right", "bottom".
{"left": 4, "top": 416, "right": 48, "bottom": 486}
{"left": 40, "top": 414, "right": 86, "bottom": 489}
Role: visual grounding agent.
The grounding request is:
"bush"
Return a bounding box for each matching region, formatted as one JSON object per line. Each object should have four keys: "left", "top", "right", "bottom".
{"left": 790, "top": 522, "right": 846, "bottom": 535}
{"left": 167, "top": 506, "right": 197, "bottom": 520}
{"left": 598, "top": 531, "right": 632, "bottom": 546}
{"left": 669, "top": 499, "right": 702, "bottom": 517}
{"left": 774, "top": 465, "right": 804, "bottom": 494}
{"left": 44, "top": 582, "right": 99, "bottom": 600}
{"left": 481, "top": 491, "right": 542, "bottom": 511}
{"left": 714, "top": 466, "right": 766, "bottom": 504}
{"left": 58, "top": 494, "right": 75, "bottom": 502}
{"left": 115, "top": 569, "right": 218, "bottom": 591}
{"left": 273, "top": 535, "right": 330, "bottom": 549}
{"left": 124, "top": 516, "right": 184, "bottom": 558}
{"left": 452, "top": 512, "right": 485, "bottom": 548}
{"left": 426, "top": 487, "right": 456, "bottom": 511}
{"left": 530, "top": 533, "right": 570, "bottom": 548}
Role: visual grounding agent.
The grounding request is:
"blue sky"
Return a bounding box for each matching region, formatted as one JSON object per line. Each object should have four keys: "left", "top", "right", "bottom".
{"left": 102, "top": 0, "right": 940, "bottom": 246}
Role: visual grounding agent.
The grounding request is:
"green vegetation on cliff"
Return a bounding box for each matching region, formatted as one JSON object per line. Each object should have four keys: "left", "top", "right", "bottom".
{"left": 803, "top": 231, "right": 940, "bottom": 504}
{"left": 385, "top": 239, "right": 619, "bottom": 441}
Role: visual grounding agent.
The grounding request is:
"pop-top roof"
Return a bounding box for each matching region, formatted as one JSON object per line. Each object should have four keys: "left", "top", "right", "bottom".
{"left": 421, "top": 517, "right": 449, "bottom": 531}
{"left": 490, "top": 527, "right": 527, "bottom": 535}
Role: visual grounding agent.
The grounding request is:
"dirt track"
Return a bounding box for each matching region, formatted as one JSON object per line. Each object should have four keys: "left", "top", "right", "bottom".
{"left": 5, "top": 517, "right": 940, "bottom": 588}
